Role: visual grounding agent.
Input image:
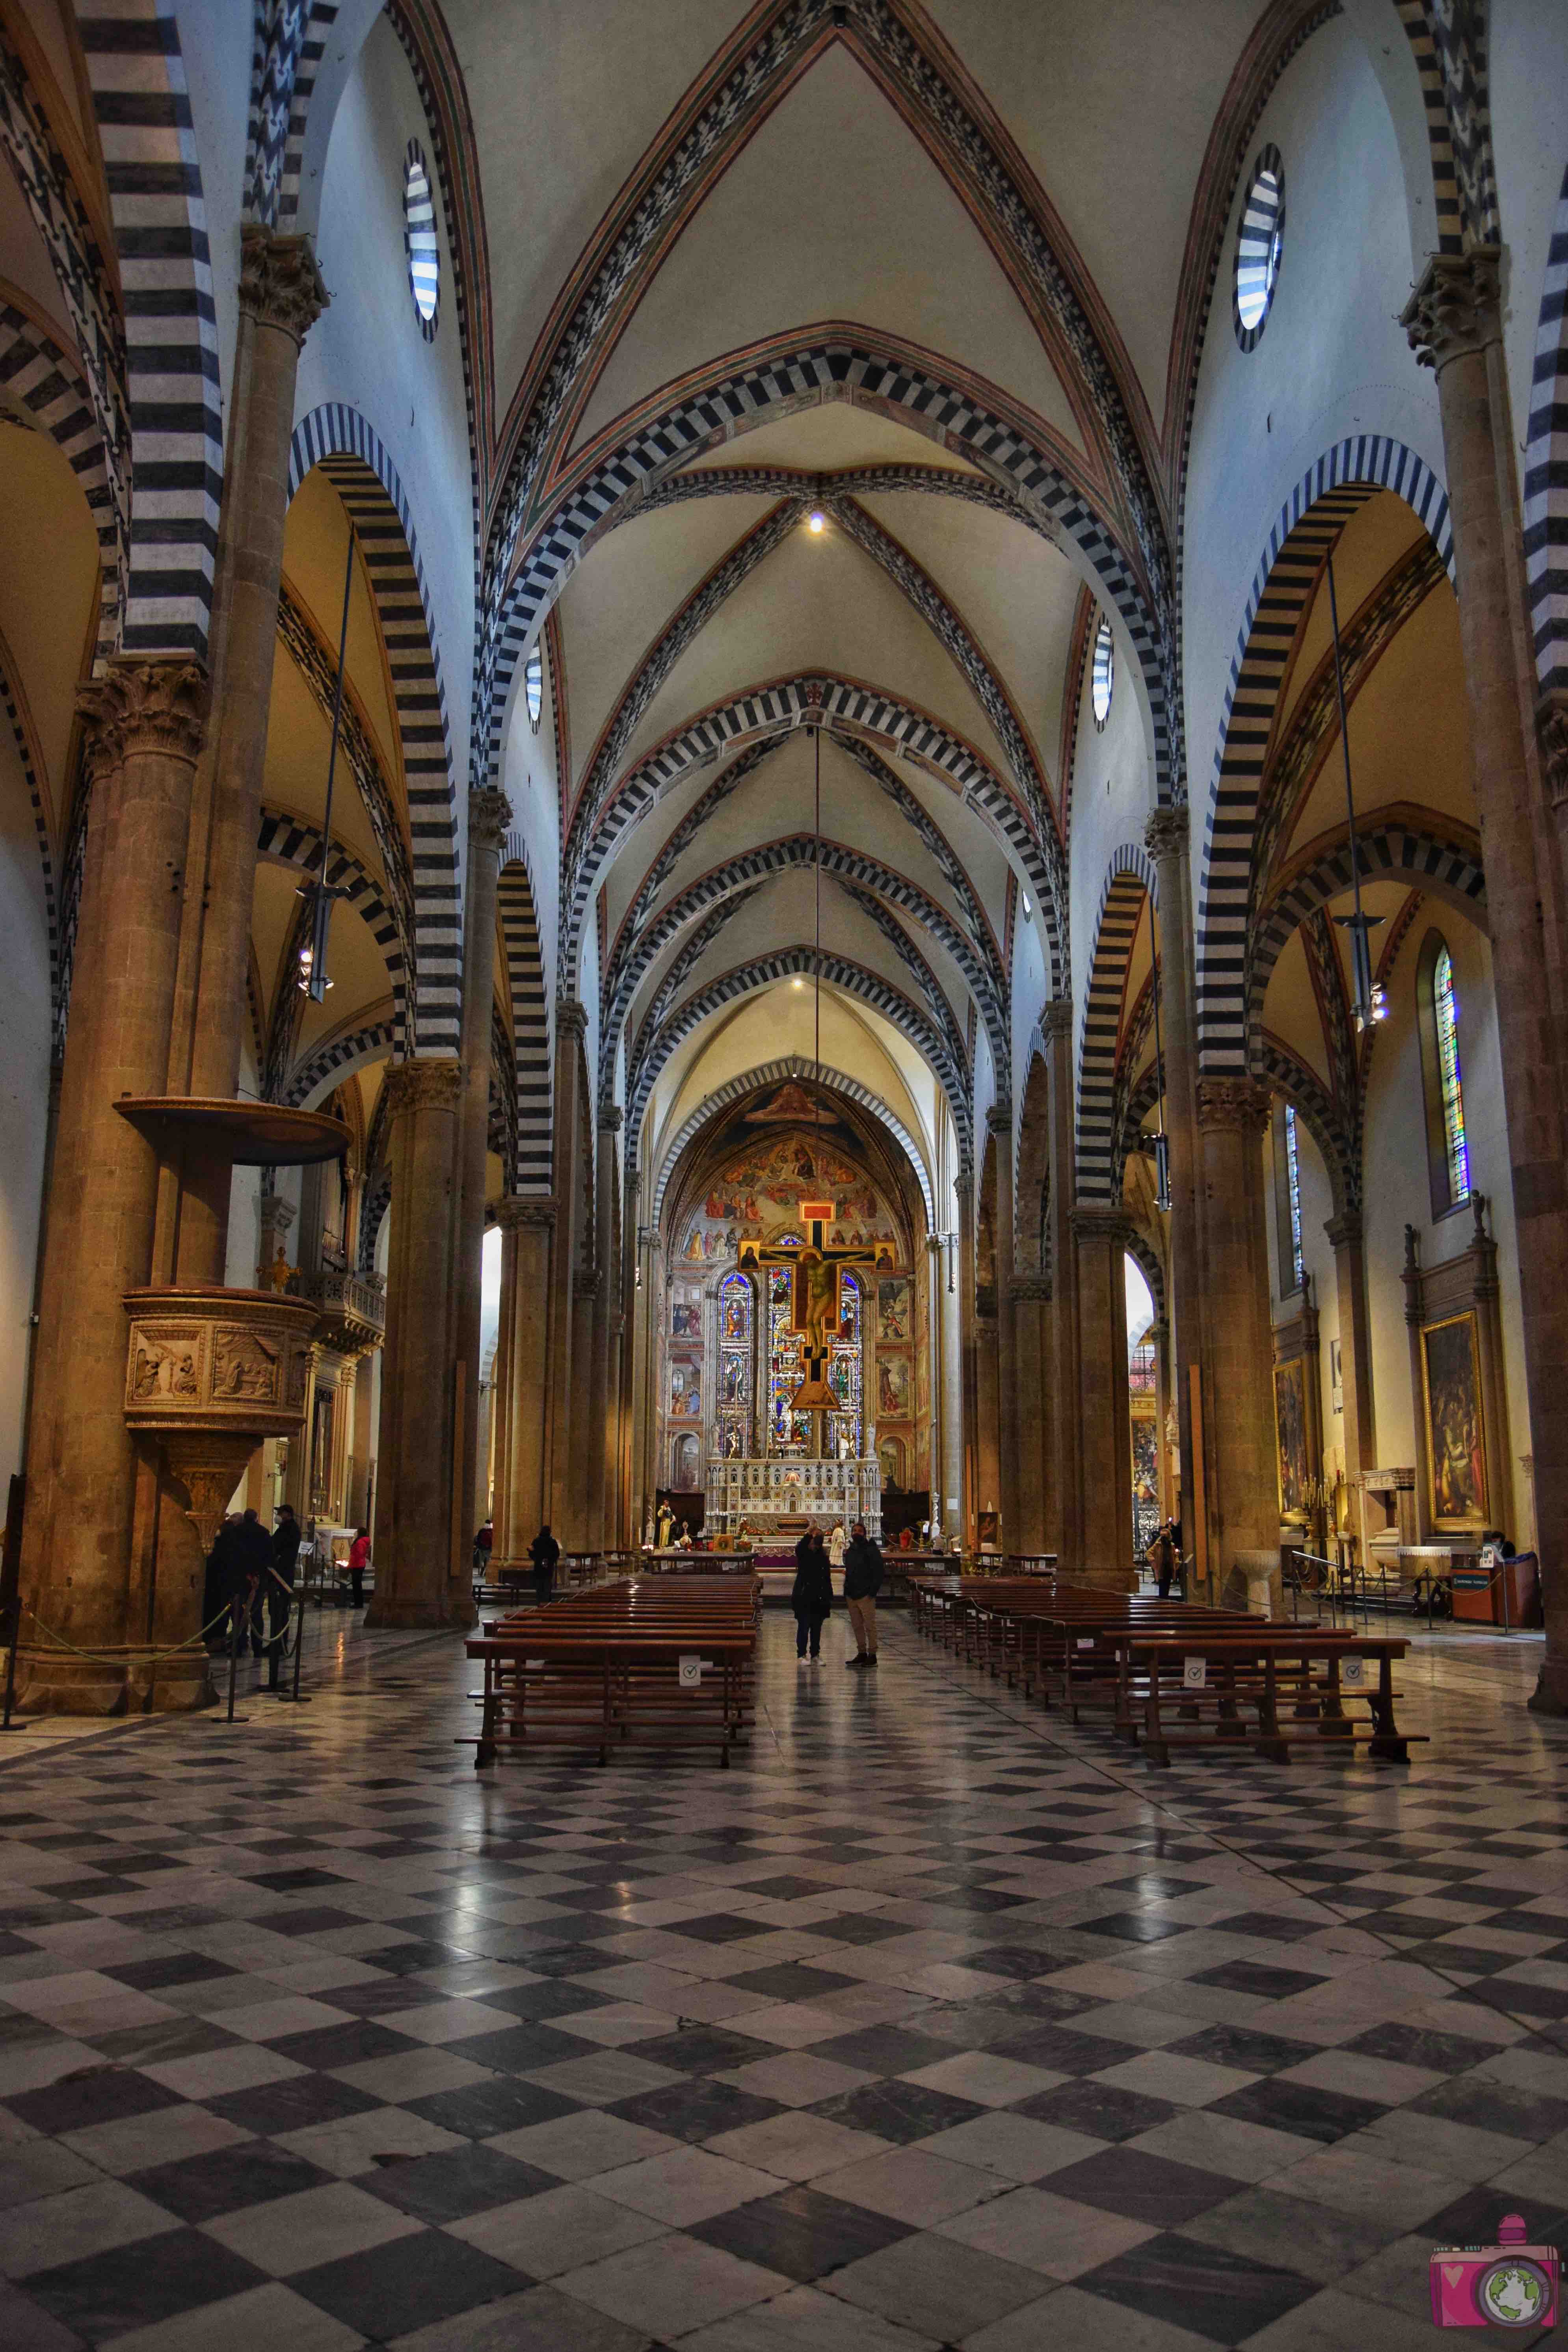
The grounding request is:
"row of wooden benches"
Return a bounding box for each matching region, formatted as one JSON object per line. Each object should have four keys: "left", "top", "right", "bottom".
{"left": 910, "top": 1575, "right": 1424, "bottom": 1766}
{"left": 464, "top": 1576, "right": 761, "bottom": 1768}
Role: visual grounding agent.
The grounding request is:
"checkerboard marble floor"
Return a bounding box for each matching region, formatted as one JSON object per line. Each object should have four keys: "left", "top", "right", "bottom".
{"left": 3, "top": 1609, "right": 1568, "bottom": 2350}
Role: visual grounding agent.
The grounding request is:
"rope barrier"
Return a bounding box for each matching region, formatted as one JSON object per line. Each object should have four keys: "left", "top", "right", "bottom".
{"left": 14, "top": 1563, "right": 305, "bottom": 1671}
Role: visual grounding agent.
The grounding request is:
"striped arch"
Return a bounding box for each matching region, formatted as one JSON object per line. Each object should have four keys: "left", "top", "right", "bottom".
{"left": 1247, "top": 816, "right": 1486, "bottom": 1049}
{"left": 1525, "top": 161, "right": 1568, "bottom": 697}
{"left": 498, "top": 856, "right": 551, "bottom": 1195}
{"left": 628, "top": 950, "right": 972, "bottom": 1172}
{"left": 1253, "top": 1034, "right": 1360, "bottom": 1220}
{"left": 257, "top": 807, "right": 409, "bottom": 1050}
{"left": 285, "top": 1020, "right": 397, "bottom": 1110}
{"left": 1123, "top": 1227, "right": 1166, "bottom": 1324}
{"left": 601, "top": 835, "right": 1008, "bottom": 1111}
{"left": 359, "top": 1168, "right": 391, "bottom": 1276}
{"left": 1198, "top": 437, "right": 1453, "bottom": 1074}
{"left": 78, "top": 4, "right": 223, "bottom": 660}
{"left": 1076, "top": 847, "right": 1157, "bottom": 1204}
{"left": 0, "top": 647, "right": 59, "bottom": 1043}
{"left": 0, "top": 304, "right": 122, "bottom": 665}
{"left": 489, "top": 1000, "right": 517, "bottom": 1181}
{"left": 288, "top": 405, "right": 460, "bottom": 1055}
{"left": 563, "top": 675, "right": 1061, "bottom": 997}
{"left": 651, "top": 1057, "right": 934, "bottom": 1227}
{"left": 484, "top": 340, "right": 1172, "bottom": 813}
{"left": 1112, "top": 1058, "right": 1163, "bottom": 1205}
{"left": 1393, "top": 2, "right": 1499, "bottom": 258}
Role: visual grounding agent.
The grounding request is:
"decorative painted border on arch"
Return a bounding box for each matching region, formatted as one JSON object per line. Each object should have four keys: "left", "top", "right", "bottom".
{"left": 1525, "top": 161, "right": 1568, "bottom": 697}
{"left": 1198, "top": 437, "right": 1453, "bottom": 1074}
{"left": 651, "top": 1056, "right": 934, "bottom": 1227}
{"left": 498, "top": 855, "right": 551, "bottom": 1195}
{"left": 78, "top": 1, "right": 223, "bottom": 661}
{"left": 1077, "top": 845, "right": 1157, "bottom": 1204}
{"left": 481, "top": 340, "right": 1174, "bottom": 810}
{"left": 288, "top": 404, "right": 460, "bottom": 1054}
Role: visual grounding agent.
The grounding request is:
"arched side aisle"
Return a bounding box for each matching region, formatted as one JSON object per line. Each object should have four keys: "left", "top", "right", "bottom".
{"left": 1077, "top": 846, "right": 1157, "bottom": 1206}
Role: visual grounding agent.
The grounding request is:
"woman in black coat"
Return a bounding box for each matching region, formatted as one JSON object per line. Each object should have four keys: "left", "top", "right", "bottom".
{"left": 791, "top": 1529, "right": 833, "bottom": 1662}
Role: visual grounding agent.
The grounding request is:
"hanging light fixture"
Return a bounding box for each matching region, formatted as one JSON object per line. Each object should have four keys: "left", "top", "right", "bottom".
{"left": 1149, "top": 900, "right": 1172, "bottom": 1214}
{"left": 1325, "top": 551, "right": 1387, "bottom": 1029}
{"left": 296, "top": 518, "right": 357, "bottom": 998}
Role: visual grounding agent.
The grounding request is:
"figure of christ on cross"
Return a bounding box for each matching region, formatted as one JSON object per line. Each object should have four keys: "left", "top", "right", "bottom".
{"left": 738, "top": 1202, "right": 896, "bottom": 1414}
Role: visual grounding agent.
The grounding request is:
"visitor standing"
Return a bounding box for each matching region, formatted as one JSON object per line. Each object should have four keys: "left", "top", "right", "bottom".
{"left": 1147, "top": 1519, "right": 1180, "bottom": 1601}
{"left": 530, "top": 1523, "right": 560, "bottom": 1605}
{"left": 267, "top": 1505, "right": 302, "bottom": 1688}
{"left": 843, "top": 1519, "right": 884, "bottom": 1668}
{"left": 222, "top": 1509, "right": 272, "bottom": 1657}
{"left": 792, "top": 1528, "right": 832, "bottom": 1661}
{"left": 347, "top": 1525, "right": 371, "bottom": 1608}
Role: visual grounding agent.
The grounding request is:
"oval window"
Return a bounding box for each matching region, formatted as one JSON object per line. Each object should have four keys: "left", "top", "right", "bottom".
{"left": 404, "top": 140, "right": 439, "bottom": 335}
{"left": 1234, "top": 147, "right": 1285, "bottom": 348}
{"left": 1091, "top": 613, "right": 1114, "bottom": 729}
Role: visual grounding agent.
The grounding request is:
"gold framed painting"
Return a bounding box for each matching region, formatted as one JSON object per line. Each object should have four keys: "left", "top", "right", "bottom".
{"left": 1421, "top": 1309, "right": 1488, "bottom": 1529}
{"left": 1272, "top": 1357, "right": 1309, "bottom": 1523}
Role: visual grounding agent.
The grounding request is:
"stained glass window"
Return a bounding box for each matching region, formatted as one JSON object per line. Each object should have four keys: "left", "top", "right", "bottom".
{"left": 1434, "top": 945, "right": 1470, "bottom": 1206}
{"left": 715, "top": 1274, "right": 753, "bottom": 1460}
{"left": 766, "top": 1262, "right": 811, "bottom": 1454}
{"left": 1284, "top": 1104, "right": 1304, "bottom": 1290}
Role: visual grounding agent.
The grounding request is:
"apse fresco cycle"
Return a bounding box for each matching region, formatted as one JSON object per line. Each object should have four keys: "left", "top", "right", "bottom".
{"left": 661, "top": 1084, "right": 913, "bottom": 1473}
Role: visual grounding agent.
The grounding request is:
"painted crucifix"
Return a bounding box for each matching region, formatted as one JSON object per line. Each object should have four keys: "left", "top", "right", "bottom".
{"left": 739, "top": 1203, "right": 896, "bottom": 1416}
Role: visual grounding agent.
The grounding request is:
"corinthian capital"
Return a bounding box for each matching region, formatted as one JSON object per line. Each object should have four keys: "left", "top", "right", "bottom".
{"left": 1041, "top": 997, "right": 1073, "bottom": 1044}
{"left": 1538, "top": 690, "right": 1568, "bottom": 813}
{"left": 385, "top": 1056, "right": 462, "bottom": 1117}
{"left": 1144, "top": 805, "right": 1188, "bottom": 862}
{"left": 77, "top": 657, "right": 207, "bottom": 770}
{"left": 1402, "top": 247, "right": 1501, "bottom": 374}
{"left": 985, "top": 1103, "right": 1012, "bottom": 1138}
{"left": 467, "top": 786, "right": 513, "bottom": 855}
{"left": 240, "top": 224, "right": 329, "bottom": 344}
{"left": 1197, "top": 1076, "right": 1273, "bottom": 1134}
{"left": 496, "top": 1194, "right": 556, "bottom": 1231}
{"left": 556, "top": 998, "right": 589, "bottom": 1038}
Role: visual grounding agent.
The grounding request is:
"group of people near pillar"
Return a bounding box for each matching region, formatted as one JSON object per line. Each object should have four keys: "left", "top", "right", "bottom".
{"left": 792, "top": 1520, "right": 885, "bottom": 1665}
{"left": 202, "top": 1504, "right": 372, "bottom": 1684}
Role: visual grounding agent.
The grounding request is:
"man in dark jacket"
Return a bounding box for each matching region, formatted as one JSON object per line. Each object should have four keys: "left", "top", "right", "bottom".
{"left": 791, "top": 1529, "right": 832, "bottom": 1661}
{"left": 530, "top": 1524, "right": 560, "bottom": 1606}
{"left": 217, "top": 1509, "right": 272, "bottom": 1657}
{"left": 843, "top": 1520, "right": 884, "bottom": 1668}
{"left": 266, "top": 1505, "right": 301, "bottom": 1689}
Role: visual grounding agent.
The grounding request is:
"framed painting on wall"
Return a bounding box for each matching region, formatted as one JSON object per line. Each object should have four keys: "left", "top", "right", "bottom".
{"left": 877, "top": 1352, "right": 911, "bottom": 1419}
{"left": 877, "top": 1277, "right": 912, "bottom": 1342}
{"left": 1421, "top": 1310, "right": 1488, "bottom": 1528}
{"left": 1273, "top": 1356, "right": 1309, "bottom": 1522}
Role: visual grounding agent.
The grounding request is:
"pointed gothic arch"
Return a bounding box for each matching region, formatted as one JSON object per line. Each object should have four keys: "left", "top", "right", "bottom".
{"left": 1077, "top": 846, "right": 1157, "bottom": 1205}
{"left": 498, "top": 854, "right": 551, "bottom": 1196}
{"left": 649, "top": 1056, "right": 934, "bottom": 1226}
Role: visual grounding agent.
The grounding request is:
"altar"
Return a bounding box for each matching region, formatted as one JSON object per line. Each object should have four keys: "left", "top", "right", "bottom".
{"left": 706, "top": 1454, "right": 882, "bottom": 1540}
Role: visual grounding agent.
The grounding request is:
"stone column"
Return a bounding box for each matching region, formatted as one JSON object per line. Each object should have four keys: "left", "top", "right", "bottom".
{"left": 593, "top": 1108, "right": 622, "bottom": 1549}
{"left": 1072, "top": 1209, "right": 1135, "bottom": 1590}
{"left": 986, "top": 1104, "right": 1021, "bottom": 1552}
{"left": 367, "top": 1057, "right": 470, "bottom": 1627}
{"left": 17, "top": 662, "right": 209, "bottom": 1710}
{"left": 492, "top": 1197, "right": 556, "bottom": 1561}
{"left": 1144, "top": 806, "right": 1201, "bottom": 1561}
{"left": 570, "top": 1272, "right": 600, "bottom": 1549}
{"left": 954, "top": 1173, "right": 978, "bottom": 1544}
{"left": 1324, "top": 1210, "right": 1375, "bottom": 1548}
{"left": 1043, "top": 1000, "right": 1082, "bottom": 1563}
{"left": 1403, "top": 255, "right": 1568, "bottom": 1709}
{"left": 1196, "top": 1077, "right": 1278, "bottom": 1601}
{"left": 1010, "top": 1274, "right": 1050, "bottom": 1551}
{"left": 349, "top": 1350, "right": 376, "bottom": 1525}
{"left": 454, "top": 787, "right": 512, "bottom": 1552}
{"left": 924, "top": 1235, "right": 943, "bottom": 1531}
{"left": 548, "top": 1004, "right": 588, "bottom": 1538}
{"left": 177, "top": 231, "right": 328, "bottom": 1277}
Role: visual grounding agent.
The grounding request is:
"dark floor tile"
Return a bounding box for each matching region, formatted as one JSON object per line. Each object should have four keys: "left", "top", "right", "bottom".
{"left": 809, "top": 2026, "right": 958, "bottom": 2077}
{"left": 631, "top": 2026, "right": 781, "bottom": 2075}
{"left": 26, "top": 2227, "right": 266, "bottom": 2340}
{"left": 1079, "top": 1911, "right": 1193, "bottom": 1945}
{"left": 1103, "top": 1875, "right": 1214, "bottom": 1901}
{"left": 241, "top": 1867, "right": 356, "bottom": 1892}
{"left": 314, "top": 1979, "right": 444, "bottom": 2019}
{"left": 1412, "top": 2072, "right": 1568, "bottom": 2143}
{"left": 1192, "top": 1960, "right": 1332, "bottom": 1999}
{"left": 1016, "top": 2081, "right": 1179, "bottom": 2141}
{"left": 1404, "top": 1940, "right": 1517, "bottom": 1977}
{"left": 480, "top": 1943, "right": 601, "bottom": 1979}
{"left": 361, "top": 2139, "right": 557, "bottom": 2223}
{"left": 1491, "top": 1980, "right": 1568, "bottom": 2019}
{"left": 692, "top": 2184, "right": 914, "bottom": 2282}
{"left": 995, "top": 2025, "right": 1131, "bottom": 2079}
{"left": 1078, "top": 2227, "right": 1317, "bottom": 2341}
{"left": 129, "top": 2138, "right": 336, "bottom": 2223}
{"left": 919, "top": 1886, "right": 1030, "bottom": 1915}
{"left": 268, "top": 2019, "right": 417, "bottom": 2069}
{"left": 205, "top": 2071, "right": 383, "bottom": 2136}
{"left": 291, "top": 2227, "right": 522, "bottom": 2337}
{"left": 736, "top": 1876, "right": 835, "bottom": 1900}
{"left": 1047, "top": 2147, "right": 1241, "bottom": 2226}
{"left": 261, "top": 1908, "right": 370, "bottom": 1939}
{"left": 612, "top": 2077, "right": 783, "bottom": 2143}
{"left": 403, "top": 2080, "right": 574, "bottom": 2146}
{"left": 102, "top": 1953, "right": 242, "bottom": 1993}
{"left": 480, "top": 1980, "right": 616, "bottom": 2023}
{"left": 91, "top": 2016, "right": 242, "bottom": 2068}
{"left": 1211, "top": 2078, "right": 1386, "bottom": 2145}
{"left": 812, "top": 2079, "right": 983, "bottom": 2144}
{"left": 960, "top": 1945, "right": 1056, "bottom": 1982}
{"left": 1427, "top": 2183, "right": 1568, "bottom": 2249}
{"left": 661, "top": 1912, "right": 766, "bottom": 1945}
{"left": 721, "top": 1962, "right": 857, "bottom": 2001}
{"left": 451, "top": 2020, "right": 597, "bottom": 2073}
{"left": 1165, "top": 2024, "right": 1319, "bottom": 2075}
{"left": 1211, "top": 1911, "right": 1334, "bottom": 1943}
{"left": 804, "top": 1912, "right": 908, "bottom": 1946}
{"left": 5, "top": 2064, "right": 184, "bottom": 2136}
{"left": 352, "top": 1940, "right": 476, "bottom": 1979}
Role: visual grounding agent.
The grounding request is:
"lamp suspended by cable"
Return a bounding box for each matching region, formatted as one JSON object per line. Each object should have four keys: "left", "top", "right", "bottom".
{"left": 1149, "top": 897, "right": 1172, "bottom": 1214}
{"left": 296, "top": 517, "right": 358, "bottom": 1000}
{"left": 1324, "top": 551, "right": 1388, "bottom": 1030}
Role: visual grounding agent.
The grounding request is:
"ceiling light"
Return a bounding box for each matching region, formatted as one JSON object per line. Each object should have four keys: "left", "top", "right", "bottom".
{"left": 792, "top": 977, "right": 805, "bottom": 989}
{"left": 806, "top": 510, "right": 826, "bottom": 535}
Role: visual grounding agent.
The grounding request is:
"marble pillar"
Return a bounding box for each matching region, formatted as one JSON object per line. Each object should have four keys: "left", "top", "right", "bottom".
{"left": 367, "top": 1057, "right": 470, "bottom": 1628}
{"left": 1324, "top": 1210, "right": 1375, "bottom": 1547}
{"left": 1043, "top": 1000, "right": 1082, "bottom": 1564}
{"left": 548, "top": 1005, "right": 588, "bottom": 1539}
{"left": 17, "top": 662, "right": 210, "bottom": 1711}
{"left": 1196, "top": 1077, "right": 1278, "bottom": 1599}
{"left": 1144, "top": 807, "right": 1201, "bottom": 1560}
{"left": 570, "top": 1272, "right": 600, "bottom": 1550}
{"left": 491, "top": 1197, "right": 556, "bottom": 1561}
{"left": 454, "top": 787, "right": 512, "bottom": 1551}
{"left": 593, "top": 1108, "right": 622, "bottom": 1550}
{"left": 1072, "top": 1208, "right": 1135, "bottom": 1590}
{"left": 986, "top": 1104, "right": 1020, "bottom": 1554}
{"left": 1010, "top": 1274, "right": 1050, "bottom": 1552}
{"left": 349, "top": 1351, "right": 376, "bottom": 1526}
{"left": 1403, "top": 254, "right": 1568, "bottom": 1712}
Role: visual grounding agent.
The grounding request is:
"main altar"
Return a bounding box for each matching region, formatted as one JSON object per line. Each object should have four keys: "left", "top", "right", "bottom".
{"left": 705, "top": 1453, "right": 882, "bottom": 1540}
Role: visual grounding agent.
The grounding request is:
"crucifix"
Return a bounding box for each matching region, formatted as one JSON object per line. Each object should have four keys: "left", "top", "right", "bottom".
{"left": 739, "top": 1202, "right": 895, "bottom": 1434}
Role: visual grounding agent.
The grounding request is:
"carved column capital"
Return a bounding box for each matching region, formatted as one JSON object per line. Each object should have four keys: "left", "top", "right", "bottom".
{"left": 1144, "top": 805, "right": 1188, "bottom": 862}
{"left": 556, "top": 998, "right": 589, "bottom": 1038}
{"left": 1010, "top": 1272, "right": 1052, "bottom": 1303}
{"left": 1196, "top": 1076, "right": 1273, "bottom": 1135}
{"left": 466, "top": 786, "right": 513, "bottom": 855}
{"left": 496, "top": 1194, "right": 556, "bottom": 1232}
{"left": 574, "top": 1268, "right": 602, "bottom": 1302}
{"left": 1070, "top": 1205, "right": 1135, "bottom": 1249}
{"left": 1402, "top": 247, "right": 1502, "bottom": 374}
{"left": 385, "top": 1056, "right": 462, "bottom": 1118}
{"left": 77, "top": 657, "right": 207, "bottom": 770}
{"left": 598, "top": 1103, "right": 625, "bottom": 1134}
{"left": 239, "top": 223, "right": 329, "bottom": 344}
{"left": 1042, "top": 997, "right": 1073, "bottom": 1044}
{"left": 1324, "top": 1210, "right": 1363, "bottom": 1251}
{"left": 1538, "top": 689, "right": 1568, "bottom": 813}
{"left": 952, "top": 1171, "right": 973, "bottom": 1210}
{"left": 985, "top": 1103, "right": 1012, "bottom": 1138}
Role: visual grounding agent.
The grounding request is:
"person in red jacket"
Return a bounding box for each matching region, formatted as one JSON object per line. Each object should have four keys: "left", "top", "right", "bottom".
{"left": 348, "top": 1527, "right": 371, "bottom": 1609}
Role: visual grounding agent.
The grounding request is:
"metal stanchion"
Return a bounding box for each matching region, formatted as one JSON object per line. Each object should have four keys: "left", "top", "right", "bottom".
{"left": 1, "top": 1597, "right": 20, "bottom": 1733}
{"left": 275, "top": 1590, "right": 311, "bottom": 1704}
{"left": 210, "top": 1606, "right": 249, "bottom": 1726}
